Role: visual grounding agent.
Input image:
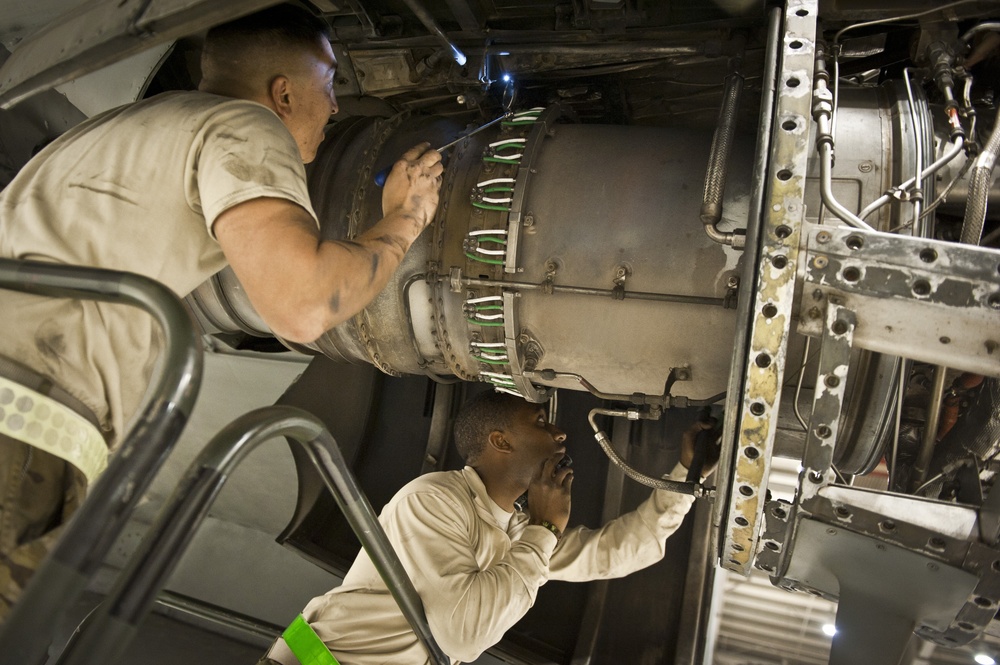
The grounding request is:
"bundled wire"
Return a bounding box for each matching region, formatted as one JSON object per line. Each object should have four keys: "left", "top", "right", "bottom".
{"left": 481, "top": 371, "right": 522, "bottom": 396}
{"left": 484, "top": 138, "right": 527, "bottom": 164}
{"left": 502, "top": 107, "right": 545, "bottom": 127}
{"left": 470, "top": 341, "right": 509, "bottom": 365}
{"left": 471, "top": 178, "right": 516, "bottom": 212}
{"left": 464, "top": 229, "right": 508, "bottom": 264}
{"left": 464, "top": 295, "right": 505, "bottom": 326}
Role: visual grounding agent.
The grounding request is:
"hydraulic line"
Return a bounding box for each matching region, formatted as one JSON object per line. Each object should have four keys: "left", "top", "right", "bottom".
{"left": 587, "top": 408, "right": 705, "bottom": 496}
{"left": 399, "top": 0, "right": 467, "bottom": 66}
{"left": 813, "top": 46, "right": 875, "bottom": 231}
{"left": 458, "top": 276, "right": 727, "bottom": 307}
{"left": 904, "top": 68, "right": 926, "bottom": 226}
{"left": 699, "top": 33, "right": 746, "bottom": 248}
{"left": 912, "top": 365, "right": 948, "bottom": 490}
{"left": 961, "top": 21, "right": 1000, "bottom": 43}
{"left": 961, "top": 105, "right": 1000, "bottom": 245}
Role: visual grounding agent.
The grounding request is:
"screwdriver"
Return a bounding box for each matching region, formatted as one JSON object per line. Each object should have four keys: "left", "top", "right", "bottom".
{"left": 374, "top": 112, "right": 512, "bottom": 187}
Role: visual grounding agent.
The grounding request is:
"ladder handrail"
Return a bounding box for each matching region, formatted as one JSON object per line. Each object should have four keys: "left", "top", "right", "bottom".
{"left": 0, "top": 258, "right": 202, "bottom": 665}
{"left": 55, "top": 405, "right": 452, "bottom": 665}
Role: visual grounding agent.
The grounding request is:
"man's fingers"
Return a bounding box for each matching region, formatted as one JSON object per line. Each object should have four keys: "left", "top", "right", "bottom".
{"left": 400, "top": 142, "right": 431, "bottom": 160}
{"left": 538, "top": 456, "right": 556, "bottom": 479}
{"left": 418, "top": 148, "right": 443, "bottom": 166}
{"left": 556, "top": 467, "right": 574, "bottom": 486}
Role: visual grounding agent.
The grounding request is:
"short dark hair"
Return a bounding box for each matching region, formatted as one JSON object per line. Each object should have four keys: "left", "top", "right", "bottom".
{"left": 453, "top": 390, "right": 528, "bottom": 464}
{"left": 203, "top": 4, "right": 331, "bottom": 60}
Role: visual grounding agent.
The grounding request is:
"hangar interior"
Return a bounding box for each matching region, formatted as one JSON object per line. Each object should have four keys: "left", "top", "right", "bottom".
{"left": 0, "top": 0, "right": 999, "bottom": 664}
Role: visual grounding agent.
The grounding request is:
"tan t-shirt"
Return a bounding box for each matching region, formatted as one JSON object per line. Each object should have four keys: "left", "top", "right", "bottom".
{"left": 0, "top": 91, "right": 317, "bottom": 444}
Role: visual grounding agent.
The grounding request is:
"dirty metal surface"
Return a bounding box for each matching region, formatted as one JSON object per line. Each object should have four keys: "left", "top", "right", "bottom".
{"left": 798, "top": 224, "right": 1000, "bottom": 377}
{"left": 720, "top": 0, "right": 818, "bottom": 575}
{"left": 0, "top": 0, "right": 280, "bottom": 109}
{"left": 799, "top": 304, "right": 855, "bottom": 502}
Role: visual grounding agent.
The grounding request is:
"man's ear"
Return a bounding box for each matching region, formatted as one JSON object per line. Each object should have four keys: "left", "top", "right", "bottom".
{"left": 268, "top": 75, "right": 293, "bottom": 119}
{"left": 487, "top": 430, "right": 512, "bottom": 454}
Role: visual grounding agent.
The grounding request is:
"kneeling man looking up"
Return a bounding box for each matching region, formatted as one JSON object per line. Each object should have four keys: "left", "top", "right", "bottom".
{"left": 262, "top": 391, "right": 713, "bottom": 665}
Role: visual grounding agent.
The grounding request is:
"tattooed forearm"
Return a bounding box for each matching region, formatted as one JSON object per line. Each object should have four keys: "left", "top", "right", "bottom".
{"left": 371, "top": 234, "right": 409, "bottom": 254}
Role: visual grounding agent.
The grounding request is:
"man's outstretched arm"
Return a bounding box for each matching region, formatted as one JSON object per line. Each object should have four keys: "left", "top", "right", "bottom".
{"left": 213, "top": 143, "right": 443, "bottom": 343}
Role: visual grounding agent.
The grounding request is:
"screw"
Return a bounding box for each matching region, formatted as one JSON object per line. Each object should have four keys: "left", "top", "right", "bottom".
{"left": 817, "top": 231, "right": 832, "bottom": 244}
{"left": 813, "top": 256, "right": 829, "bottom": 269}
{"left": 826, "top": 528, "right": 838, "bottom": 536}
{"left": 858, "top": 161, "right": 874, "bottom": 173}
{"left": 524, "top": 214, "right": 534, "bottom": 227}
{"left": 808, "top": 306, "right": 822, "bottom": 320}
{"left": 813, "top": 289, "right": 824, "bottom": 300}
{"left": 456, "top": 95, "right": 467, "bottom": 104}
{"left": 727, "top": 276, "right": 740, "bottom": 288}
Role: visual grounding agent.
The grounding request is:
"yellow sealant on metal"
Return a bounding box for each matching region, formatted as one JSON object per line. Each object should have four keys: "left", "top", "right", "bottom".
{"left": 0, "top": 375, "right": 107, "bottom": 484}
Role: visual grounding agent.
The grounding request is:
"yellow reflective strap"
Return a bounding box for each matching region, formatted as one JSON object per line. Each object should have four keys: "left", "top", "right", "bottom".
{"left": 282, "top": 615, "right": 339, "bottom": 665}
{"left": 0, "top": 376, "right": 107, "bottom": 484}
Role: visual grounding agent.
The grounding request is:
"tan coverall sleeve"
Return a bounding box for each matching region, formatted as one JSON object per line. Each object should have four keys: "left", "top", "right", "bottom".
{"left": 548, "top": 463, "right": 696, "bottom": 582}
{"left": 385, "top": 489, "right": 558, "bottom": 663}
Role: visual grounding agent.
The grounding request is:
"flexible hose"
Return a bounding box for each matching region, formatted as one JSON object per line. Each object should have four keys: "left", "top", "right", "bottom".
{"left": 699, "top": 35, "right": 746, "bottom": 246}
{"left": 700, "top": 72, "right": 744, "bottom": 228}
{"left": 961, "top": 106, "right": 1000, "bottom": 245}
{"left": 587, "top": 409, "right": 698, "bottom": 495}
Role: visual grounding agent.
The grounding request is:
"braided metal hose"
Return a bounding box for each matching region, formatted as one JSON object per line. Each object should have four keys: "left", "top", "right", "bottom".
{"left": 588, "top": 408, "right": 699, "bottom": 495}
{"left": 961, "top": 106, "right": 1000, "bottom": 245}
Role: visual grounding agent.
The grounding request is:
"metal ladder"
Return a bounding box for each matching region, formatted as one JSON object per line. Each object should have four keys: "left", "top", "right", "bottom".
{"left": 0, "top": 258, "right": 449, "bottom": 665}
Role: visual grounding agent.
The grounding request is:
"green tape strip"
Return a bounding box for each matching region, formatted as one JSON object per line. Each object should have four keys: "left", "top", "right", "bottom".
{"left": 282, "top": 615, "right": 339, "bottom": 665}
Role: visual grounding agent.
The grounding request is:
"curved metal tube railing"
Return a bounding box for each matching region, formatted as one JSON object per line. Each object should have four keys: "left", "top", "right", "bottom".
{"left": 0, "top": 258, "right": 202, "bottom": 665}
{"left": 54, "top": 405, "right": 450, "bottom": 665}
